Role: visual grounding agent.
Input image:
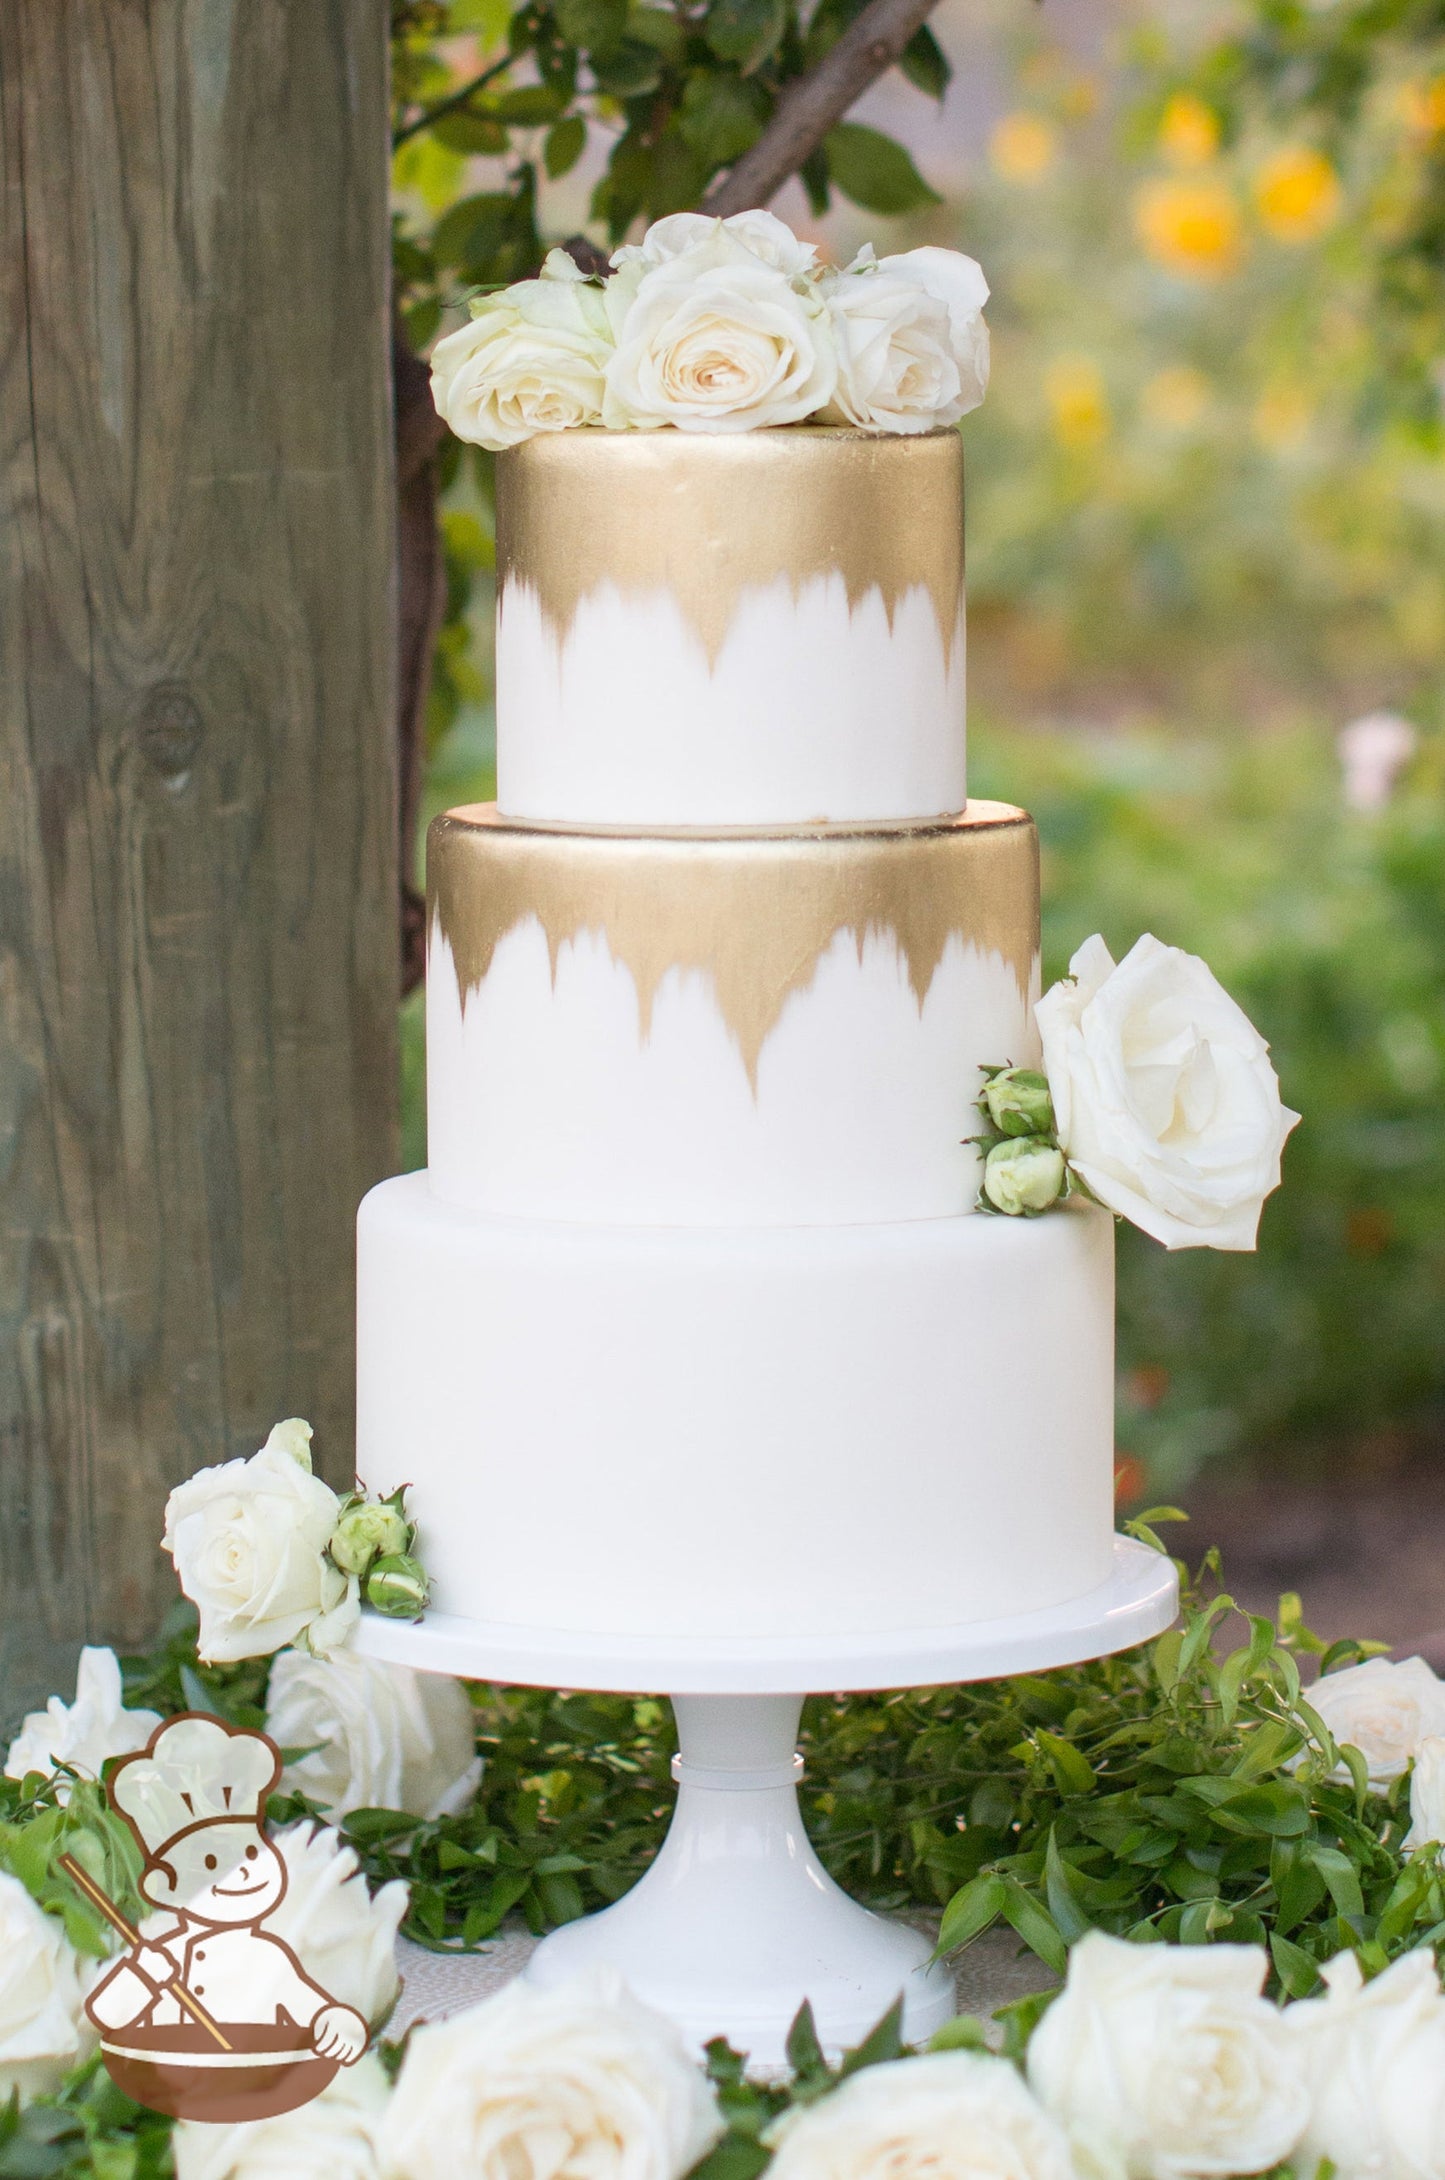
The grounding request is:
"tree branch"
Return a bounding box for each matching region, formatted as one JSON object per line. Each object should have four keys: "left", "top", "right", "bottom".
{"left": 394, "top": 55, "right": 515, "bottom": 148}
{"left": 702, "top": 0, "right": 945, "bottom": 216}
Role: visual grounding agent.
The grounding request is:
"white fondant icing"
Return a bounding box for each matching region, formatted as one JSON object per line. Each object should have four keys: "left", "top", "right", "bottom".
{"left": 495, "top": 576, "right": 967, "bottom": 827}
{"left": 426, "top": 924, "right": 1038, "bottom": 1225}
{"left": 356, "top": 1175, "right": 1116, "bottom": 1643}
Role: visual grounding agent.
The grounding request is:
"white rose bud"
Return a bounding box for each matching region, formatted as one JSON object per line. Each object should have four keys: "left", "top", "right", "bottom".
{"left": 1289, "top": 1949, "right": 1445, "bottom": 2180}
{"left": 267, "top": 1647, "right": 481, "bottom": 1822}
{"left": 330, "top": 1501, "right": 411, "bottom": 1579}
{"left": 1407, "top": 1735, "right": 1445, "bottom": 1852}
{"left": 381, "top": 1971, "right": 722, "bottom": 2180}
{"left": 1026, "top": 1931, "right": 1310, "bottom": 2180}
{"left": 983, "top": 1067, "right": 1057, "bottom": 1138}
{"left": 766, "top": 2051, "right": 1074, "bottom": 2180}
{"left": 983, "top": 1137, "right": 1066, "bottom": 1216}
{"left": 163, "top": 1421, "right": 357, "bottom": 1663}
{"left": 366, "top": 1553, "right": 430, "bottom": 1619}
{"left": 431, "top": 253, "right": 615, "bottom": 453}
{"left": 1036, "top": 934, "right": 1299, "bottom": 1251}
{"left": 602, "top": 241, "right": 836, "bottom": 433}
{"left": 1307, "top": 1655, "right": 1445, "bottom": 1786}
{"left": 0, "top": 1871, "right": 95, "bottom": 2100}
{"left": 5, "top": 1647, "right": 161, "bottom": 1801}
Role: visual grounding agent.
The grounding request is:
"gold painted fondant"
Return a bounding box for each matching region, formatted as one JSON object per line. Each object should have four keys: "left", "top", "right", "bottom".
{"left": 429, "top": 803, "right": 1037, "bottom": 1087}
{"left": 496, "top": 426, "right": 965, "bottom": 663}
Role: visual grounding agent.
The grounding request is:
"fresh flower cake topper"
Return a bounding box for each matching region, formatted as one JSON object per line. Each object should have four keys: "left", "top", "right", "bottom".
{"left": 430, "top": 209, "right": 989, "bottom": 449}
{"left": 974, "top": 932, "right": 1300, "bottom": 1249}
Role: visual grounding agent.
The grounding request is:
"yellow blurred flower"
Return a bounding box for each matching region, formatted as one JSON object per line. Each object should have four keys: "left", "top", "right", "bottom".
{"left": 1252, "top": 381, "right": 1312, "bottom": 451}
{"left": 1397, "top": 77, "right": 1445, "bottom": 137}
{"left": 1060, "top": 75, "right": 1100, "bottom": 122}
{"left": 1141, "top": 366, "right": 1211, "bottom": 431}
{"left": 1254, "top": 145, "right": 1342, "bottom": 241}
{"left": 1045, "top": 356, "right": 1111, "bottom": 448}
{"left": 1158, "top": 93, "right": 1221, "bottom": 168}
{"left": 990, "top": 112, "right": 1058, "bottom": 184}
{"left": 1133, "top": 176, "right": 1245, "bottom": 279}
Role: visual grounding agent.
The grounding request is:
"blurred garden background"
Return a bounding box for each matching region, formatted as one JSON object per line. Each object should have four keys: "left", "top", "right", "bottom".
{"left": 391, "top": 0, "right": 1445, "bottom": 1645}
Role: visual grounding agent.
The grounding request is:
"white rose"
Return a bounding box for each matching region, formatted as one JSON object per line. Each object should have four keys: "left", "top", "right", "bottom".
{"left": 1308, "top": 1656, "right": 1445, "bottom": 1786}
{"left": 163, "top": 1419, "right": 357, "bottom": 1663}
{"left": 767, "top": 2051, "right": 1074, "bottom": 2180}
{"left": 1026, "top": 1931, "right": 1310, "bottom": 2180}
{"left": 603, "top": 250, "right": 836, "bottom": 433}
{"left": 1289, "top": 1949, "right": 1445, "bottom": 2180}
{"left": 264, "top": 1821, "right": 408, "bottom": 2029}
{"left": 381, "top": 1971, "right": 721, "bottom": 2180}
{"left": 877, "top": 246, "right": 990, "bottom": 417}
{"left": 5, "top": 1647, "right": 161, "bottom": 1799}
{"left": 0, "top": 1871, "right": 94, "bottom": 2100}
{"left": 267, "top": 1648, "right": 481, "bottom": 1822}
{"left": 1407, "top": 1736, "right": 1445, "bottom": 1850}
{"left": 431, "top": 253, "right": 614, "bottom": 453}
{"left": 174, "top": 2051, "right": 390, "bottom": 2180}
{"left": 818, "top": 269, "right": 963, "bottom": 433}
{"left": 612, "top": 211, "right": 818, "bottom": 281}
{"left": 1036, "top": 934, "right": 1300, "bottom": 1251}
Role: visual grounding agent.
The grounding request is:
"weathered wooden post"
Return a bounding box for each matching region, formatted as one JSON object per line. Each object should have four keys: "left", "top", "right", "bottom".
{"left": 0, "top": 5, "right": 397, "bottom": 1714}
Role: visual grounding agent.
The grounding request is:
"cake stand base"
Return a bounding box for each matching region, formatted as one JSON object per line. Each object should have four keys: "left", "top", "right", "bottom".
{"left": 525, "top": 1694, "right": 953, "bottom": 2062}
{"left": 354, "top": 1539, "right": 1178, "bottom": 2063}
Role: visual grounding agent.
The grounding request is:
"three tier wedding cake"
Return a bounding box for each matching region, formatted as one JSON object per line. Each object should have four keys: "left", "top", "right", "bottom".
{"left": 355, "top": 211, "right": 1295, "bottom": 1652}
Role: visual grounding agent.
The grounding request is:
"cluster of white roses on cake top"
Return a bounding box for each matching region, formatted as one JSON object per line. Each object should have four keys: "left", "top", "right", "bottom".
{"left": 429, "top": 209, "right": 989, "bottom": 449}
{"left": 974, "top": 933, "right": 1300, "bottom": 1250}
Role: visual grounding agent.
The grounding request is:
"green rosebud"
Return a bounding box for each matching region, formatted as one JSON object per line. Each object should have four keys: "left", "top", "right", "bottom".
{"left": 982, "top": 1067, "right": 1056, "bottom": 1138}
{"left": 366, "top": 1553, "right": 430, "bottom": 1619}
{"left": 982, "top": 1137, "right": 1067, "bottom": 1216}
{"left": 330, "top": 1500, "right": 411, "bottom": 1579}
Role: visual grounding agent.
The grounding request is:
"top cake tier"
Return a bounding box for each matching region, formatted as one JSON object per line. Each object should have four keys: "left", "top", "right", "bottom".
{"left": 494, "top": 426, "right": 966, "bottom": 829}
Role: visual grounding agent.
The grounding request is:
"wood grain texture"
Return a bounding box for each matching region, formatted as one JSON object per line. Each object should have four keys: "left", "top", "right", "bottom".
{"left": 0, "top": 1, "right": 398, "bottom": 1716}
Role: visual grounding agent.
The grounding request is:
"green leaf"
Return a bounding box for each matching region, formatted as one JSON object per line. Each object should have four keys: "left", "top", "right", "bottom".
{"left": 687, "top": 2140, "right": 772, "bottom": 2180}
{"left": 1306, "top": 1844, "right": 1365, "bottom": 1920}
{"left": 544, "top": 117, "right": 587, "bottom": 178}
{"left": 555, "top": 0, "right": 627, "bottom": 50}
{"left": 1036, "top": 1730, "right": 1096, "bottom": 1797}
{"left": 703, "top": 0, "right": 786, "bottom": 68}
{"left": 999, "top": 1876, "right": 1069, "bottom": 1976}
{"left": 1044, "top": 1829, "right": 1094, "bottom": 1943}
{"left": 492, "top": 83, "right": 571, "bottom": 123}
{"left": 823, "top": 123, "right": 940, "bottom": 214}
{"left": 838, "top": 1996, "right": 906, "bottom": 2076}
{"left": 1271, "top": 1931, "right": 1324, "bottom": 1997}
{"left": 679, "top": 73, "right": 765, "bottom": 170}
{"left": 592, "top": 41, "right": 665, "bottom": 95}
{"left": 936, "top": 1872, "right": 1007, "bottom": 1955}
{"left": 899, "top": 22, "right": 950, "bottom": 101}
{"left": 785, "top": 2000, "right": 831, "bottom": 2092}
{"left": 927, "top": 2014, "right": 992, "bottom": 2052}
{"left": 432, "top": 111, "right": 510, "bottom": 154}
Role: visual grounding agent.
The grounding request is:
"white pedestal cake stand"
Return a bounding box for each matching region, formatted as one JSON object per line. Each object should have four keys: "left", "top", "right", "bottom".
{"left": 354, "top": 1537, "right": 1178, "bottom": 2066}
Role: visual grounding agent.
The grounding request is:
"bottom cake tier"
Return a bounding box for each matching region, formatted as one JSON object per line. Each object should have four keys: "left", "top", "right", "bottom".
{"left": 356, "top": 1174, "right": 1116, "bottom": 1643}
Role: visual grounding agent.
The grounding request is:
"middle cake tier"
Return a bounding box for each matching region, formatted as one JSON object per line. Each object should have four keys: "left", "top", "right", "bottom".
{"left": 427, "top": 800, "right": 1040, "bottom": 1227}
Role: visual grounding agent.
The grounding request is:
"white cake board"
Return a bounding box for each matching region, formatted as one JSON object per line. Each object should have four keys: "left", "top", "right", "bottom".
{"left": 355, "top": 1538, "right": 1178, "bottom": 2065}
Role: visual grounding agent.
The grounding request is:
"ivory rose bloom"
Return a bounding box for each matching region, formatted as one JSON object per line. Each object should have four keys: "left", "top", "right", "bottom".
{"left": 5, "top": 1646, "right": 161, "bottom": 1798}
{"left": 1026, "top": 1931, "right": 1309, "bottom": 2180}
{"left": 1407, "top": 1736, "right": 1445, "bottom": 1851}
{"left": 0, "top": 1871, "right": 94, "bottom": 2100}
{"left": 1036, "top": 934, "right": 1299, "bottom": 1250}
{"left": 767, "top": 2052, "right": 1074, "bottom": 2180}
{"left": 267, "top": 1647, "right": 481, "bottom": 1821}
{"left": 1288, "top": 1949, "right": 1445, "bottom": 2180}
{"left": 265, "top": 1822, "right": 408, "bottom": 2028}
{"left": 381, "top": 1971, "right": 721, "bottom": 2180}
{"left": 821, "top": 245, "right": 990, "bottom": 430}
{"left": 174, "top": 2053, "right": 390, "bottom": 2180}
{"left": 603, "top": 237, "right": 836, "bottom": 433}
{"left": 163, "top": 1418, "right": 357, "bottom": 1662}
{"left": 1308, "top": 1655, "right": 1445, "bottom": 1786}
{"left": 431, "top": 252, "right": 615, "bottom": 453}
{"left": 613, "top": 210, "right": 818, "bottom": 281}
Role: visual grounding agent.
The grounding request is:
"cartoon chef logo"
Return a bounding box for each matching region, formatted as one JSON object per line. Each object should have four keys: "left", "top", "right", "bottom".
{"left": 73, "top": 1714, "right": 367, "bottom": 2123}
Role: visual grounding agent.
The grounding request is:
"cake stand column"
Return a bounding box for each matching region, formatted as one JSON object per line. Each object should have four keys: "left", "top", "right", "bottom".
{"left": 523, "top": 1693, "right": 955, "bottom": 2064}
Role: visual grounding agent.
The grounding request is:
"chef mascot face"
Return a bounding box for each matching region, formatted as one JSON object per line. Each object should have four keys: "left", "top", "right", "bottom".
{"left": 86, "top": 1713, "right": 367, "bottom": 2069}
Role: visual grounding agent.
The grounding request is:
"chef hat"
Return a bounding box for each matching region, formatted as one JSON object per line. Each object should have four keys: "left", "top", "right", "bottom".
{"left": 110, "top": 1715, "right": 281, "bottom": 1864}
